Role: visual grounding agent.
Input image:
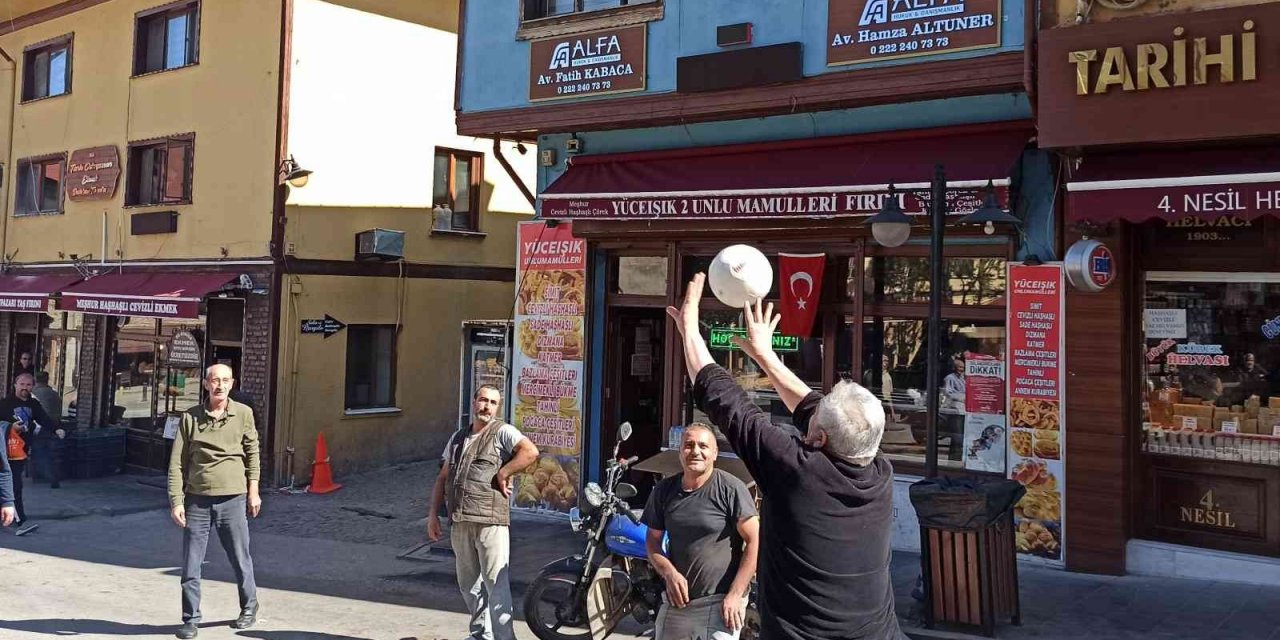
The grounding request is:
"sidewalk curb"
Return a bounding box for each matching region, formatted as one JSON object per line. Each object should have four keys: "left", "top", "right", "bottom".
{"left": 902, "top": 624, "right": 992, "bottom": 640}
{"left": 27, "top": 503, "right": 169, "bottom": 521}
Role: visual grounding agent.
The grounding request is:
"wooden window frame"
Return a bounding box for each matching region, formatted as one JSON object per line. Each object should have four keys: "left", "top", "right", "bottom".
{"left": 132, "top": 0, "right": 201, "bottom": 77}
{"left": 433, "top": 147, "right": 484, "bottom": 233}
{"left": 344, "top": 324, "right": 399, "bottom": 411}
{"left": 125, "top": 133, "right": 195, "bottom": 207}
{"left": 14, "top": 153, "right": 67, "bottom": 216}
{"left": 21, "top": 33, "right": 73, "bottom": 103}
{"left": 517, "top": 0, "right": 663, "bottom": 40}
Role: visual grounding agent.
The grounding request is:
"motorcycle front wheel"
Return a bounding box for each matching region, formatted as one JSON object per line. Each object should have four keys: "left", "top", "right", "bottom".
{"left": 524, "top": 571, "right": 592, "bottom": 640}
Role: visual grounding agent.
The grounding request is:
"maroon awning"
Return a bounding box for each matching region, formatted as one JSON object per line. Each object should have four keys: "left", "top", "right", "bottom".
{"left": 1067, "top": 147, "right": 1280, "bottom": 224}
{"left": 58, "top": 273, "right": 237, "bottom": 319}
{"left": 0, "top": 274, "right": 82, "bottom": 313}
{"left": 541, "top": 121, "right": 1033, "bottom": 220}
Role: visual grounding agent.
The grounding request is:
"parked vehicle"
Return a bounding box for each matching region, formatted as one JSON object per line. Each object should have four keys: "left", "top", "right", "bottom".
{"left": 524, "top": 422, "right": 759, "bottom": 639}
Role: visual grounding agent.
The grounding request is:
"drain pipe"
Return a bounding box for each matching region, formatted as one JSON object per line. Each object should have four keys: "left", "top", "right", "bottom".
{"left": 492, "top": 137, "right": 536, "bottom": 209}
{"left": 0, "top": 47, "right": 16, "bottom": 270}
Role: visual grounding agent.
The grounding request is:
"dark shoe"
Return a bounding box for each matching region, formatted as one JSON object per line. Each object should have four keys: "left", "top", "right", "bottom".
{"left": 14, "top": 523, "right": 39, "bottom": 536}
{"left": 231, "top": 608, "right": 257, "bottom": 629}
{"left": 50, "top": 481, "right": 60, "bottom": 489}
{"left": 175, "top": 622, "right": 198, "bottom": 639}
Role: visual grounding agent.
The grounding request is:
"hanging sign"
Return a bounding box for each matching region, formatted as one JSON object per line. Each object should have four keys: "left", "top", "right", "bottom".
{"left": 1064, "top": 239, "right": 1115, "bottom": 292}
{"left": 166, "top": 330, "right": 203, "bottom": 368}
{"left": 511, "top": 221, "right": 586, "bottom": 514}
{"left": 1007, "top": 263, "right": 1066, "bottom": 565}
{"left": 827, "top": 0, "right": 1002, "bottom": 66}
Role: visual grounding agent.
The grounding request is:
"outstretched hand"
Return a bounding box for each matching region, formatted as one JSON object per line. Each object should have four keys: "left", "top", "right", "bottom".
{"left": 666, "top": 273, "right": 705, "bottom": 339}
{"left": 732, "top": 298, "right": 781, "bottom": 363}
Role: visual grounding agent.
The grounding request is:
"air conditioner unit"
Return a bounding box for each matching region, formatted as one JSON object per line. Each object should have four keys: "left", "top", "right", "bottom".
{"left": 355, "top": 228, "right": 405, "bottom": 261}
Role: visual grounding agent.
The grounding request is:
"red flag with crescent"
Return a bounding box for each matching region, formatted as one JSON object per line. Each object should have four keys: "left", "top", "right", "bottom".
{"left": 778, "top": 253, "right": 825, "bottom": 336}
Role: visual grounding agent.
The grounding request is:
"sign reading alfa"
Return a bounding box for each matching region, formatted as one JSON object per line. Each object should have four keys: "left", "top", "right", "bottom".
{"left": 828, "top": 0, "right": 1002, "bottom": 66}
{"left": 542, "top": 186, "right": 1006, "bottom": 220}
{"left": 1039, "top": 4, "right": 1280, "bottom": 147}
{"left": 529, "top": 25, "right": 646, "bottom": 101}
{"left": 66, "top": 146, "right": 121, "bottom": 201}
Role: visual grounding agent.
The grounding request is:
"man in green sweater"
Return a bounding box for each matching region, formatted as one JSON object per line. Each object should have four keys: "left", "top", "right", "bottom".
{"left": 167, "top": 364, "right": 261, "bottom": 639}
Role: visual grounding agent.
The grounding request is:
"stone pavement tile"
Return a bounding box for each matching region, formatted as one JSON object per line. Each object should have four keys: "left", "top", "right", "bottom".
{"left": 1218, "top": 609, "right": 1280, "bottom": 640}
{"left": 21, "top": 472, "right": 170, "bottom": 521}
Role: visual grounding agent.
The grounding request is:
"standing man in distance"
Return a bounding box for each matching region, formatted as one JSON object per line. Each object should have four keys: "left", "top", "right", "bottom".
{"left": 168, "top": 364, "right": 261, "bottom": 639}
{"left": 14, "top": 351, "right": 34, "bottom": 378}
{"left": 32, "top": 371, "right": 65, "bottom": 488}
{"left": 643, "top": 423, "right": 759, "bottom": 640}
{"left": 0, "top": 372, "right": 62, "bottom": 534}
{"left": 668, "top": 273, "right": 906, "bottom": 640}
{"left": 428, "top": 384, "right": 539, "bottom": 640}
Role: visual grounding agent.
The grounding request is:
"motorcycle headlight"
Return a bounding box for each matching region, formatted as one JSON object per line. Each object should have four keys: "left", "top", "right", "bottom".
{"left": 583, "top": 482, "right": 605, "bottom": 510}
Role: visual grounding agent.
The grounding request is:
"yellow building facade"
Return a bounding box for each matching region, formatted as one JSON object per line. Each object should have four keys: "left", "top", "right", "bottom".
{"left": 0, "top": 0, "right": 533, "bottom": 485}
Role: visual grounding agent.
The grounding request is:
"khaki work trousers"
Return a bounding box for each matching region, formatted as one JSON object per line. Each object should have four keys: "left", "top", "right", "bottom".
{"left": 450, "top": 521, "right": 515, "bottom": 640}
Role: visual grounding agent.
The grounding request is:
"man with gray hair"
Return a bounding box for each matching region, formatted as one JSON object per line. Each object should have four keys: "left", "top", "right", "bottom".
{"left": 168, "top": 363, "right": 261, "bottom": 639}
{"left": 668, "top": 273, "right": 905, "bottom": 640}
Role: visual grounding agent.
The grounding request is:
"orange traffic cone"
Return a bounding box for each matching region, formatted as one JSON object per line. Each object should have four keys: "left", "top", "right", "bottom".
{"left": 307, "top": 432, "right": 342, "bottom": 494}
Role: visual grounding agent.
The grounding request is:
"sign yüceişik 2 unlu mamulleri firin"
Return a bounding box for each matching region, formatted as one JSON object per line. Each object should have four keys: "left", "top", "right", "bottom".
{"left": 827, "top": 0, "right": 1002, "bottom": 66}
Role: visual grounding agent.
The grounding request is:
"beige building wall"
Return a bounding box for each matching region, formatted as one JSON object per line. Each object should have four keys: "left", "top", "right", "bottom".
{"left": 0, "top": 0, "right": 282, "bottom": 263}
{"left": 1047, "top": 0, "right": 1273, "bottom": 28}
{"left": 284, "top": 0, "right": 534, "bottom": 266}
{"left": 273, "top": 274, "right": 514, "bottom": 479}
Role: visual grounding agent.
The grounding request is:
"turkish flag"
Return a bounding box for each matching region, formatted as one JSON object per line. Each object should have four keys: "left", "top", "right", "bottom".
{"left": 778, "top": 253, "right": 826, "bottom": 336}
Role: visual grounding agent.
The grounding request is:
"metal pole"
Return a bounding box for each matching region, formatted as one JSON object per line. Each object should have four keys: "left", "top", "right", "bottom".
{"left": 925, "top": 164, "right": 946, "bottom": 478}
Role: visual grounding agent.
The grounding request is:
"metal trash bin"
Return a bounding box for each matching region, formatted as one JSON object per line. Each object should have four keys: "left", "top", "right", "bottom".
{"left": 909, "top": 477, "right": 1025, "bottom": 637}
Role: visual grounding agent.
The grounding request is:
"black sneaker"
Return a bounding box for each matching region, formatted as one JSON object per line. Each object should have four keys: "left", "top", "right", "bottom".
{"left": 231, "top": 607, "right": 257, "bottom": 629}
{"left": 50, "top": 481, "right": 60, "bottom": 489}
{"left": 175, "top": 622, "right": 198, "bottom": 639}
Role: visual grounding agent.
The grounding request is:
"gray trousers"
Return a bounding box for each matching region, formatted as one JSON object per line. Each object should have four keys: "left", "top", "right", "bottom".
{"left": 450, "top": 521, "right": 515, "bottom": 640}
{"left": 182, "top": 494, "right": 258, "bottom": 623}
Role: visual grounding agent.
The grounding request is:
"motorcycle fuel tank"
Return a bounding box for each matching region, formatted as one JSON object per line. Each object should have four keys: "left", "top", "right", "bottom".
{"left": 605, "top": 511, "right": 651, "bottom": 558}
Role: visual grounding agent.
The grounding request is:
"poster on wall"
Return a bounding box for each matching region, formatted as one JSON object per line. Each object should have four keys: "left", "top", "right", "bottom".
{"left": 827, "top": 0, "right": 1002, "bottom": 66}
{"left": 528, "top": 25, "right": 647, "bottom": 102}
{"left": 1006, "top": 263, "right": 1066, "bottom": 565}
{"left": 962, "top": 352, "right": 1006, "bottom": 473}
{"left": 511, "top": 221, "right": 587, "bottom": 514}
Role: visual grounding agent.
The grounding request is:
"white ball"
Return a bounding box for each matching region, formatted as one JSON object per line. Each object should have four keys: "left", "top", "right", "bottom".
{"left": 708, "top": 245, "right": 773, "bottom": 308}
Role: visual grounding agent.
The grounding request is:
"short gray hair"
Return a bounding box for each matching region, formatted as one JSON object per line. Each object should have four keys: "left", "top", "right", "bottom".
{"left": 812, "top": 381, "right": 885, "bottom": 466}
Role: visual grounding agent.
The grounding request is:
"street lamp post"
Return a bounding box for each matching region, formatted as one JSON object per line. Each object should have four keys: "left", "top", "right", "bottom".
{"left": 865, "top": 164, "right": 1021, "bottom": 478}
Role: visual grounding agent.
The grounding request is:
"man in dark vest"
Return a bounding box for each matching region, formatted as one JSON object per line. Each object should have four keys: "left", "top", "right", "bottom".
{"left": 428, "top": 384, "right": 539, "bottom": 640}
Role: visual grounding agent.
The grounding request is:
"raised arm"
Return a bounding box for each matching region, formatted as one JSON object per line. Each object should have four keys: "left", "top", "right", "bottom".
{"left": 731, "top": 299, "right": 810, "bottom": 412}
{"left": 666, "top": 273, "right": 716, "bottom": 384}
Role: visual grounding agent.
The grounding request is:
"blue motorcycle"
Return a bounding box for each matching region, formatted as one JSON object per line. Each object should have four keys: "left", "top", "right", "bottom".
{"left": 524, "top": 423, "right": 759, "bottom": 640}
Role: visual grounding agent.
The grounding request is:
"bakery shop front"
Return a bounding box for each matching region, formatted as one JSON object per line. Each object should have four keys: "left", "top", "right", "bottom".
{"left": 1040, "top": 3, "right": 1280, "bottom": 581}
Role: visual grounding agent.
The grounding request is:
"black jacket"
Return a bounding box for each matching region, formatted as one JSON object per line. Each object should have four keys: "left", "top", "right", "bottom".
{"left": 695, "top": 364, "right": 905, "bottom": 640}
{"left": 0, "top": 394, "right": 58, "bottom": 455}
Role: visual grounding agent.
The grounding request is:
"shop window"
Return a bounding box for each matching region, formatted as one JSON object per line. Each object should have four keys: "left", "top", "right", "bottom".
{"left": 1141, "top": 275, "right": 1280, "bottom": 463}
{"left": 681, "top": 307, "right": 824, "bottom": 430}
{"left": 134, "top": 1, "right": 200, "bottom": 75}
{"left": 112, "top": 317, "right": 159, "bottom": 422}
{"left": 158, "top": 318, "right": 205, "bottom": 416}
{"left": 861, "top": 256, "right": 1007, "bottom": 306}
{"left": 38, "top": 311, "right": 82, "bottom": 424}
{"left": 22, "top": 36, "right": 71, "bottom": 102}
{"left": 524, "top": 0, "right": 657, "bottom": 21}
{"left": 681, "top": 254, "right": 782, "bottom": 301}
{"left": 126, "top": 136, "right": 194, "bottom": 206}
{"left": 15, "top": 155, "right": 65, "bottom": 216}
{"left": 861, "top": 316, "right": 1007, "bottom": 472}
{"left": 345, "top": 325, "right": 397, "bottom": 410}
{"left": 433, "top": 148, "right": 482, "bottom": 232}
{"left": 611, "top": 255, "right": 668, "bottom": 296}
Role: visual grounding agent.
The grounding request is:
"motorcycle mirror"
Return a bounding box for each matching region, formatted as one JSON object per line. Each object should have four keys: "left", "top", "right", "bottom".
{"left": 616, "top": 483, "right": 638, "bottom": 499}
{"left": 618, "top": 421, "right": 633, "bottom": 443}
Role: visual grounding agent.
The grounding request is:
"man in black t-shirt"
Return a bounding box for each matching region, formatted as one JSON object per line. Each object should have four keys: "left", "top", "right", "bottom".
{"left": 667, "top": 273, "right": 907, "bottom": 640}
{"left": 643, "top": 423, "right": 759, "bottom": 640}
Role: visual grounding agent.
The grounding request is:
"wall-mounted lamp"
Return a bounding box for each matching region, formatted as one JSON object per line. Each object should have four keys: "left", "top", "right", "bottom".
{"left": 565, "top": 134, "right": 582, "bottom": 154}
{"left": 516, "top": 142, "right": 528, "bottom": 155}
{"left": 278, "top": 155, "right": 313, "bottom": 188}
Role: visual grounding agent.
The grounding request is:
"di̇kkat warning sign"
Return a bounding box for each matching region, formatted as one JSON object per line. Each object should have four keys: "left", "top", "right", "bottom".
{"left": 828, "top": 0, "right": 1002, "bottom": 66}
